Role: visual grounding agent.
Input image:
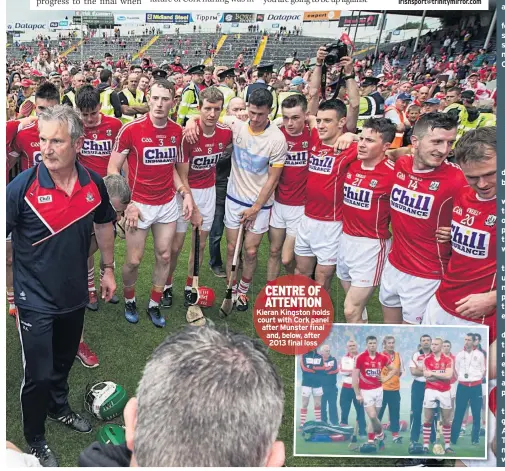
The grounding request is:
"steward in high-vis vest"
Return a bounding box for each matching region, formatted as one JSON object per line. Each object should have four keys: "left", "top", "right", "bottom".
{"left": 177, "top": 64, "right": 205, "bottom": 126}
{"left": 378, "top": 338, "right": 404, "bottom": 444}
{"left": 97, "top": 69, "right": 122, "bottom": 119}
{"left": 384, "top": 93, "right": 412, "bottom": 149}
{"left": 356, "top": 76, "right": 384, "bottom": 132}
{"left": 118, "top": 73, "right": 148, "bottom": 125}
{"left": 62, "top": 73, "right": 86, "bottom": 109}
{"left": 242, "top": 63, "right": 278, "bottom": 121}
{"left": 216, "top": 67, "right": 237, "bottom": 119}
{"left": 275, "top": 76, "right": 305, "bottom": 119}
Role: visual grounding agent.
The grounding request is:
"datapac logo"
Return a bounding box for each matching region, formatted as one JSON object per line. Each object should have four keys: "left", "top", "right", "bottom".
{"left": 13, "top": 22, "right": 47, "bottom": 30}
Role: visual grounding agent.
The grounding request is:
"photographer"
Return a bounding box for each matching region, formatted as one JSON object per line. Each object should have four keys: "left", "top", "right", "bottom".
{"left": 308, "top": 46, "right": 359, "bottom": 133}
{"left": 34, "top": 49, "right": 55, "bottom": 76}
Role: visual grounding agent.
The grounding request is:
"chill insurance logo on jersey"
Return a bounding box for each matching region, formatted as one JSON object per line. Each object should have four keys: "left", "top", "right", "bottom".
{"left": 81, "top": 140, "right": 113, "bottom": 156}
{"left": 143, "top": 146, "right": 178, "bottom": 165}
{"left": 33, "top": 151, "right": 42, "bottom": 166}
{"left": 309, "top": 153, "right": 335, "bottom": 175}
{"left": 343, "top": 183, "right": 373, "bottom": 210}
{"left": 390, "top": 184, "right": 435, "bottom": 219}
{"left": 451, "top": 221, "right": 490, "bottom": 258}
{"left": 285, "top": 151, "right": 308, "bottom": 167}
{"left": 191, "top": 152, "right": 223, "bottom": 171}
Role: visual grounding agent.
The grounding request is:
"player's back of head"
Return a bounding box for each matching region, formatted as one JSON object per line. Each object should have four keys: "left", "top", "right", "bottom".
{"left": 134, "top": 326, "right": 284, "bottom": 467}
{"left": 76, "top": 85, "right": 100, "bottom": 111}
{"left": 454, "top": 126, "right": 496, "bottom": 165}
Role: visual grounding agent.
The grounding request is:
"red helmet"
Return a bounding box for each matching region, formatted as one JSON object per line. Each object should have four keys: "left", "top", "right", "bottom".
{"left": 197, "top": 287, "right": 215, "bottom": 307}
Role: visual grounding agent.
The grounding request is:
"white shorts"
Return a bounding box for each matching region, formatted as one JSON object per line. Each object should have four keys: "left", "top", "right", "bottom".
{"left": 379, "top": 260, "right": 441, "bottom": 324}
{"left": 450, "top": 382, "right": 457, "bottom": 400}
{"left": 134, "top": 198, "right": 179, "bottom": 230}
{"left": 423, "top": 388, "right": 452, "bottom": 409}
{"left": 270, "top": 201, "right": 304, "bottom": 237}
{"left": 224, "top": 196, "right": 271, "bottom": 235}
{"left": 176, "top": 186, "right": 216, "bottom": 233}
{"left": 423, "top": 295, "right": 482, "bottom": 330}
{"left": 301, "top": 386, "right": 323, "bottom": 397}
{"left": 337, "top": 234, "right": 391, "bottom": 287}
{"left": 295, "top": 215, "right": 342, "bottom": 266}
{"left": 362, "top": 387, "right": 383, "bottom": 408}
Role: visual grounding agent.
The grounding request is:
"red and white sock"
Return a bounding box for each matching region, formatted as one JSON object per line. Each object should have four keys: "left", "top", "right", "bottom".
{"left": 368, "top": 432, "right": 375, "bottom": 443}
{"left": 423, "top": 423, "right": 431, "bottom": 447}
{"left": 164, "top": 275, "right": 173, "bottom": 292}
{"left": 300, "top": 408, "right": 308, "bottom": 426}
{"left": 7, "top": 290, "right": 15, "bottom": 310}
{"left": 124, "top": 285, "right": 135, "bottom": 304}
{"left": 392, "top": 432, "right": 399, "bottom": 439}
{"left": 314, "top": 406, "right": 321, "bottom": 422}
{"left": 376, "top": 429, "right": 384, "bottom": 441}
{"left": 185, "top": 276, "right": 193, "bottom": 291}
{"left": 238, "top": 276, "right": 251, "bottom": 295}
{"left": 149, "top": 288, "right": 162, "bottom": 308}
{"left": 443, "top": 425, "right": 451, "bottom": 449}
{"left": 88, "top": 267, "right": 96, "bottom": 292}
{"left": 232, "top": 282, "right": 238, "bottom": 296}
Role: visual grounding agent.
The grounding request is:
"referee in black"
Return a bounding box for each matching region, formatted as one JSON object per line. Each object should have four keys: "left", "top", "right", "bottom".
{"left": 450, "top": 334, "right": 486, "bottom": 446}
{"left": 7, "top": 105, "right": 117, "bottom": 467}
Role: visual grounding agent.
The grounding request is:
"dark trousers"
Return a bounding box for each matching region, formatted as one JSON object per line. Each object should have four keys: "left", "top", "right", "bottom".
{"left": 321, "top": 384, "right": 338, "bottom": 425}
{"left": 339, "top": 386, "right": 366, "bottom": 435}
{"left": 208, "top": 199, "right": 225, "bottom": 269}
{"left": 18, "top": 307, "right": 85, "bottom": 444}
{"left": 378, "top": 389, "right": 401, "bottom": 433}
{"left": 451, "top": 384, "right": 483, "bottom": 444}
{"left": 410, "top": 380, "right": 436, "bottom": 443}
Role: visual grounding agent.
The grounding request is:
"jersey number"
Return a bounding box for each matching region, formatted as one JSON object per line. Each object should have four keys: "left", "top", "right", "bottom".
{"left": 408, "top": 180, "right": 418, "bottom": 190}
{"left": 353, "top": 177, "right": 363, "bottom": 186}
{"left": 461, "top": 214, "right": 475, "bottom": 226}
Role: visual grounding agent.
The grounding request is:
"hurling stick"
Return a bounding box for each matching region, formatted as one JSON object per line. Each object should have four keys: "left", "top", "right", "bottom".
{"left": 187, "top": 227, "right": 206, "bottom": 326}
{"left": 219, "top": 223, "right": 244, "bottom": 318}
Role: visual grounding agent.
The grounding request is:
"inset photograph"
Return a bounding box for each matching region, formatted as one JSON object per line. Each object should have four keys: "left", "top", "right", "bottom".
{"left": 294, "top": 324, "right": 489, "bottom": 460}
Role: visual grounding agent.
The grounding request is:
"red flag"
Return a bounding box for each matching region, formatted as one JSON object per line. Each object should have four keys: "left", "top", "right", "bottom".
{"left": 340, "top": 33, "right": 355, "bottom": 52}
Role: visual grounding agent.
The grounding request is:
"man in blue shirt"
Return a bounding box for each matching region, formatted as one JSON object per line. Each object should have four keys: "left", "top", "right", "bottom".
{"left": 6, "top": 105, "right": 116, "bottom": 467}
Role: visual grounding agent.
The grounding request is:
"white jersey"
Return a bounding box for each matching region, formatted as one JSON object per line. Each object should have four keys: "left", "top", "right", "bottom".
{"left": 223, "top": 116, "right": 287, "bottom": 207}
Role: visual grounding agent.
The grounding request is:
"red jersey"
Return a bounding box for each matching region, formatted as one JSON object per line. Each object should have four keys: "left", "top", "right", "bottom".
{"left": 179, "top": 123, "right": 232, "bottom": 189}
{"left": 305, "top": 139, "right": 357, "bottom": 221}
{"left": 388, "top": 156, "right": 467, "bottom": 279}
{"left": 436, "top": 187, "right": 496, "bottom": 341}
{"left": 275, "top": 126, "right": 314, "bottom": 206}
{"left": 12, "top": 121, "right": 41, "bottom": 171}
{"left": 424, "top": 353, "right": 452, "bottom": 392}
{"left": 113, "top": 114, "right": 182, "bottom": 205}
{"left": 79, "top": 115, "right": 123, "bottom": 178}
{"left": 6, "top": 120, "right": 19, "bottom": 183}
{"left": 343, "top": 157, "right": 395, "bottom": 239}
{"left": 355, "top": 350, "right": 391, "bottom": 390}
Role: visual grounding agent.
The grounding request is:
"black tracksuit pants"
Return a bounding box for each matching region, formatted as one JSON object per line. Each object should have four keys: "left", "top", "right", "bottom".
{"left": 378, "top": 389, "right": 401, "bottom": 433}
{"left": 450, "top": 383, "right": 483, "bottom": 444}
{"left": 321, "top": 384, "right": 339, "bottom": 425}
{"left": 17, "top": 307, "right": 85, "bottom": 445}
{"left": 340, "top": 386, "right": 366, "bottom": 435}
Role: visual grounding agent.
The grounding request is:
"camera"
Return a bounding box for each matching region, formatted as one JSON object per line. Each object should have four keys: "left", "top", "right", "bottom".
{"left": 324, "top": 41, "right": 349, "bottom": 66}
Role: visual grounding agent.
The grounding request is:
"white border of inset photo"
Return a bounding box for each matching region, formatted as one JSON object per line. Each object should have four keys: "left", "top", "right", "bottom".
{"left": 293, "top": 323, "right": 490, "bottom": 461}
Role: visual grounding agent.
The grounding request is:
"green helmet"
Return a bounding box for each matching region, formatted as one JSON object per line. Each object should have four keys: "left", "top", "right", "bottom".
{"left": 96, "top": 424, "right": 126, "bottom": 446}
{"left": 84, "top": 381, "right": 128, "bottom": 420}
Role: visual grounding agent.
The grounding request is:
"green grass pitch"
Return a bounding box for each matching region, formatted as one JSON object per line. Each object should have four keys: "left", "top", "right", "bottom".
{"left": 6, "top": 233, "right": 458, "bottom": 466}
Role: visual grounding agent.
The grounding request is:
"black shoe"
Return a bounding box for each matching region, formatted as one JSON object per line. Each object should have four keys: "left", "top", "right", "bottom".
{"left": 236, "top": 293, "right": 249, "bottom": 312}
{"left": 124, "top": 301, "right": 139, "bottom": 323}
{"left": 109, "top": 294, "right": 120, "bottom": 304}
{"left": 161, "top": 287, "right": 172, "bottom": 308}
{"left": 30, "top": 441, "right": 59, "bottom": 467}
{"left": 210, "top": 265, "right": 227, "bottom": 278}
{"left": 47, "top": 411, "right": 92, "bottom": 433}
{"left": 147, "top": 305, "right": 166, "bottom": 328}
{"left": 183, "top": 289, "right": 192, "bottom": 308}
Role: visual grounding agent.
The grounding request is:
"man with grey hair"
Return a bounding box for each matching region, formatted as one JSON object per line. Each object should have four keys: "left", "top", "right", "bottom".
{"left": 7, "top": 105, "right": 117, "bottom": 467}
{"left": 79, "top": 326, "right": 286, "bottom": 467}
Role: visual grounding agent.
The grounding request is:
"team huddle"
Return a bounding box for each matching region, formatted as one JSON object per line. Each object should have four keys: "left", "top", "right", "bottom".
{"left": 299, "top": 331, "right": 492, "bottom": 464}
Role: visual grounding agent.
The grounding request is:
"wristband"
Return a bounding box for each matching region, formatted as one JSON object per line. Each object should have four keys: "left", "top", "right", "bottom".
{"left": 103, "top": 263, "right": 115, "bottom": 271}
